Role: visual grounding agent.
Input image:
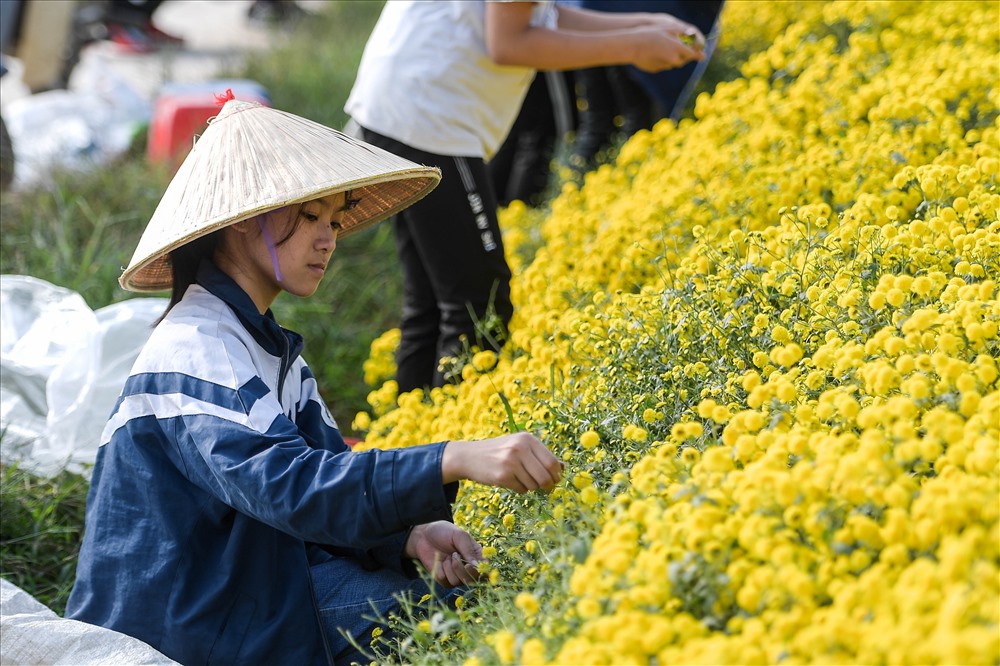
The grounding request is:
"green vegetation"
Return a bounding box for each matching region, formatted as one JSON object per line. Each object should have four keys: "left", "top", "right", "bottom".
{"left": 0, "top": 465, "right": 89, "bottom": 615}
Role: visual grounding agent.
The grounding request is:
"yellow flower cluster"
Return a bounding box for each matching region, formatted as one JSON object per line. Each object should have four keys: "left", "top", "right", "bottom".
{"left": 353, "top": 1, "right": 999, "bottom": 663}
{"left": 361, "top": 327, "right": 399, "bottom": 389}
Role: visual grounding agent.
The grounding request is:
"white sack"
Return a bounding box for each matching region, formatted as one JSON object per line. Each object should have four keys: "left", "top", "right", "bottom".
{"left": 1, "top": 578, "right": 178, "bottom": 666}
{"left": 0, "top": 275, "right": 166, "bottom": 477}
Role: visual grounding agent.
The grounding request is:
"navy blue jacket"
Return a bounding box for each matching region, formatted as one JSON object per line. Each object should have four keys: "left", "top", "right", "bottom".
{"left": 66, "top": 263, "right": 456, "bottom": 665}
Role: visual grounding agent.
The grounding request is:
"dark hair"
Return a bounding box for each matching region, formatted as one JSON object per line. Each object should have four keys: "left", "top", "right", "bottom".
{"left": 154, "top": 231, "right": 221, "bottom": 325}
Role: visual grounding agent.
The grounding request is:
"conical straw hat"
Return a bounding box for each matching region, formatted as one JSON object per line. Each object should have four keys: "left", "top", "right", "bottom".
{"left": 120, "top": 99, "right": 441, "bottom": 292}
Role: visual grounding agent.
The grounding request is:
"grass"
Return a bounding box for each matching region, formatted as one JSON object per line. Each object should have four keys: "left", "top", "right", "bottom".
{"left": 0, "top": 465, "right": 89, "bottom": 615}
{"left": 0, "top": 159, "right": 171, "bottom": 307}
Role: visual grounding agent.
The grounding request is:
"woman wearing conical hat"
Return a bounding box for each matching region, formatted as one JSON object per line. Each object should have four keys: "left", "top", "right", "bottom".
{"left": 65, "top": 98, "right": 563, "bottom": 666}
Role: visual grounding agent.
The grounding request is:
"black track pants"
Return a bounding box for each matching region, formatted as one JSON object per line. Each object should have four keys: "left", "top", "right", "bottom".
{"left": 360, "top": 128, "right": 514, "bottom": 393}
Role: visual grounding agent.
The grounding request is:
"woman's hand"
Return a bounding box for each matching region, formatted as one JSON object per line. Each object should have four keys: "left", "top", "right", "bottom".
{"left": 628, "top": 25, "right": 705, "bottom": 72}
{"left": 442, "top": 432, "right": 564, "bottom": 493}
{"left": 486, "top": 2, "right": 704, "bottom": 73}
{"left": 645, "top": 12, "right": 706, "bottom": 50}
{"left": 404, "top": 521, "right": 484, "bottom": 587}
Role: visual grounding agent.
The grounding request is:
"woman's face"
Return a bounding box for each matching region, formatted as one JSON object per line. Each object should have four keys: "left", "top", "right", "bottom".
{"left": 223, "top": 191, "right": 352, "bottom": 312}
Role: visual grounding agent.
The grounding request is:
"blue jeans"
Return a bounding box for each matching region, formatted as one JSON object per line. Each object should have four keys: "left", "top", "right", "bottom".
{"left": 312, "top": 557, "right": 427, "bottom": 666}
{"left": 312, "top": 557, "right": 463, "bottom": 666}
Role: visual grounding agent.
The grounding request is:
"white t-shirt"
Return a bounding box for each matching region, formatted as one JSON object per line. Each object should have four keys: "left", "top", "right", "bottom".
{"left": 345, "top": 0, "right": 557, "bottom": 160}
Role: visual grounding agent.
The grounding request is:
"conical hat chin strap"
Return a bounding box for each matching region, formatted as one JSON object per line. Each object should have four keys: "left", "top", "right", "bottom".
{"left": 257, "top": 215, "right": 284, "bottom": 282}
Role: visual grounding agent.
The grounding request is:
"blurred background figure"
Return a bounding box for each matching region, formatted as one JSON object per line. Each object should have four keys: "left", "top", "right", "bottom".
{"left": 488, "top": 0, "right": 579, "bottom": 208}
{"left": 0, "top": 0, "right": 182, "bottom": 94}
{"left": 1, "top": 0, "right": 82, "bottom": 92}
{"left": 570, "top": 0, "right": 725, "bottom": 172}
{"left": 490, "top": 0, "right": 725, "bottom": 205}
{"left": 0, "top": 0, "right": 179, "bottom": 188}
{"left": 488, "top": 69, "right": 575, "bottom": 207}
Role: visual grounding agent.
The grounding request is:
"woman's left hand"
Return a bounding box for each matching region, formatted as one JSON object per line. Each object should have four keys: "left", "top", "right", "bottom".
{"left": 404, "top": 521, "right": 485, "bottom": 587}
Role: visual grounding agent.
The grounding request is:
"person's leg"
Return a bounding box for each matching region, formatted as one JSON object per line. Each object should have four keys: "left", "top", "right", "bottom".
{"left": 401, "top": 155, "right": 512, "bottom": 387}
{"left": 393, "top": 213, "right": 443, "bottom": 393}
{"left": 421, "top": 156, "right": 512, "bottom": 386}
{"left": 359, "top": 128, "right": 513, "bottom": 391}
{"left": 359, "top": 128, "right": 442, "bottom": 392}
{"left": 570, "top": 66, "right": 616, "bottom": 170}
{"left": 312, "top": 557, "right": 432, "bottom": 666}
{"left": 488, "top": 107, "right": 519, "bottom": 206}
{"left": 492, "top": 73, "right": 555, "bottom": 206}
{"left": 506, "top": 128, "right": 555, "bottom": 206}
{"left": 607, "top": 65, "right": 654, "bottom": 136}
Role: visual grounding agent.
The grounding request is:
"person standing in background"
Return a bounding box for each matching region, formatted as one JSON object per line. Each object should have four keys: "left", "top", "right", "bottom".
{"left": 346, "top": 0, "right": 705, "bottom": 394}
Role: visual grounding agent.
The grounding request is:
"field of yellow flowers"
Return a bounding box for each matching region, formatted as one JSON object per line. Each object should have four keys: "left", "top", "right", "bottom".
{"left": 352, "top": 1, "right": 999, "bottom": 664}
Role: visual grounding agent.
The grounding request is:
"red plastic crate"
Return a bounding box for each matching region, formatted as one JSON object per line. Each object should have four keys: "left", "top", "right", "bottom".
{"left": 147, "top": 89, "right": 269, "bottom": 170}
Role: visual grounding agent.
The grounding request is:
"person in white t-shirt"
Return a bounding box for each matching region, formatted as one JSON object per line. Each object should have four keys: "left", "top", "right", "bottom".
{"left": 346, "top": 0, "right": 704, "bottom": 393}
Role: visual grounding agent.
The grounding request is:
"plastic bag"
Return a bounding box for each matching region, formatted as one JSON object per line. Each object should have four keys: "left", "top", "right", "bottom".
{"left": 1, "top": 578, "right": 179, "bottom": 665}
{"left": 2, "top": 51, "right": 151, "bottom": 189}
{"left": 0, "top": 275, "right": 166, "bottom": 477}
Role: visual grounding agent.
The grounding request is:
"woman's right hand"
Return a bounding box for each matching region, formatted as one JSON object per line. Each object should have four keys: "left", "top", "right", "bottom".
{"left": 442, "top": 433, "right": 564, "bottom": 493}
{"left": 647, "top": 13, "right": 706, "bottom": 49}
{"left": 630, "top": 25, "right": 705, "bottom": 72}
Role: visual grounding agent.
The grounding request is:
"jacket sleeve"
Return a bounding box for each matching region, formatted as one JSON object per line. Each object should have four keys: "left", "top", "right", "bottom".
{"left": 110, "top": 325, "right": 456, "bottom": 549}
{"left": 293, "top": 359, "right": 459, "bottom": 572}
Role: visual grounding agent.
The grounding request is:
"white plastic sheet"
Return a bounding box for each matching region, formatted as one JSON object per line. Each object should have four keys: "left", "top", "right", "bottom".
{"left": 1, "top": 578, "right": 178, "bottom": 665}
{"left": 0, "top": 275, "right": 166, "bottom": 477}
{"left": 2, "top": 52, "right": 151, "bottom": 189}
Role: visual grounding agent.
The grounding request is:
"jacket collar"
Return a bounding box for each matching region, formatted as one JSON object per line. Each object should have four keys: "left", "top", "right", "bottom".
{"left": 196, "top": 260, "right": 304, "bottom": 362}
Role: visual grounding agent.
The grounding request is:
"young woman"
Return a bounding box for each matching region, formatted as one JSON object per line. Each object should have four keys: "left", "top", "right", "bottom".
{"left": 65, "top": 98, "right": 563, "bottom": 666}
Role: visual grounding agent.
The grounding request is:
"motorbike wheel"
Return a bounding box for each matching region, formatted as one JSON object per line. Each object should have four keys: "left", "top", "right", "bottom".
{"left": 0, "top": 114, "right": 13, "bottom": 190}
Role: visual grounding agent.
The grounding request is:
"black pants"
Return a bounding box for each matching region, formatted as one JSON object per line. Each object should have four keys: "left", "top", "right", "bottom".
{"left": 360, "top": 128, "right": 513, "bottom": 393}
{"left": 489, "top": 71, "right": 575, "bottom": 207}
{"left": 572, "top": 65, "right": 653, "bottom": 168}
